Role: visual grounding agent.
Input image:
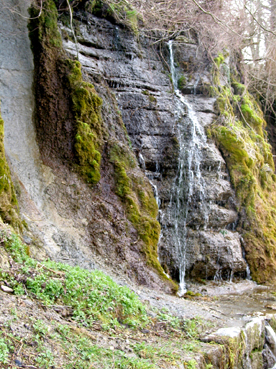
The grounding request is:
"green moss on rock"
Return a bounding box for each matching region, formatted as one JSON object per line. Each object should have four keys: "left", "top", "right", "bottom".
{"left": 109, "top": 142, "right": 178, "bottom": 291}
{"left": 178, "top": 75, "right": 186, "bottom": 91}
{"left": 210, "top": 74, "right": 276, "bottom": 283}
{"left": 28, "top": 0, "right": 62, "bottom": 48}
{"left": 214, "top": 53, "right": 225, "bottom": 67}
{"left": 0, "top": 109, "right": 21, "bottom": 230}
{"left": 68, "top": 60, "right": 103, "bottom": 184}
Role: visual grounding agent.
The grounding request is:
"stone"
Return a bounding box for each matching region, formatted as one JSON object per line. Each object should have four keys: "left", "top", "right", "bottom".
{"left": 265, "top": 325, "right": 276, "bottom": 356}
{"left": 0, "top": 247, "right": 10, "bottom": 270}
{"left": 1, "top": 285, "right": 13, "bottom": 293}
{"left": 62, "top": 10, "right": 248, "bottom": 283}
{"left": 0, "top": 0, "right": 248, "bottom": 287}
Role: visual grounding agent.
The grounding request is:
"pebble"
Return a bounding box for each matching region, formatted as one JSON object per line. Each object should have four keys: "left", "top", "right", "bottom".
{"left": 1, "top": 285, "right": 13, "bottom": 293}
{"left": 265, "top": 304, "right": 276, "bottom": 310}
{"left": 14, "top": 359, "right": 23, "bottom": 367}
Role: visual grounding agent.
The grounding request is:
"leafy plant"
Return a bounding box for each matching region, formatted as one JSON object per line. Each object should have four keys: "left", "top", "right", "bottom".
{"left": 0, "top": 338, "right": 9, "bottom": 364}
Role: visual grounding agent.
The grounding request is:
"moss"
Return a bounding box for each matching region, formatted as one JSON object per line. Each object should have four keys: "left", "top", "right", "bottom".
{"left": 209, "top": 66, "right": 276, "bottom": 283}
{"left": 232, "top": 81, "right": 246, "bottom": 96}
{"left": 29, "top": 0, "right": 104, "bottom": 185}
{"left": 109, "top": 142, "right": 178, "bottom": 291}
{"left": 107, "top": 1, "right": 139, "bottom": 35}
{"left": 28, "top": 0, "right": 62, "bottom": 48}
{"left": 214, "top": 53, "right": 225, "bottom": 68}
{"left": 0, "top": 109, "right": 21, "bottom": 230}
{"left": 178, "top": 75, "right": 186, "bottom": 91}
{"left": 67, "top": 60, "right": 103, "bottom": 184}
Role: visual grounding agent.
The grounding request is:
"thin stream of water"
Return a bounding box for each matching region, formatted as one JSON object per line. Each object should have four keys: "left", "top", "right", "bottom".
{"left": 168, "top": 40, "right": 209, "bottom": 295}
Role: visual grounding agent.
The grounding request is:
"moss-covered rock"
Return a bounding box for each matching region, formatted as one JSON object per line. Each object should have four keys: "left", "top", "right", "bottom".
{"left": 109, "top": 142, "right": 178, "bottom": 291}
{"left": 210, "top": 62, "right": 276, "bottom": 283}
{"left": 29, "top": 0, "right": 104, "bottom": 185}
{"left": 28, "top": 0, "right": 176, "bottom": 289}
{"left": 0, "top": 109, "right": 21, "bottom": 230}
{"left": 68, "top": 60, "right": 103, "bottom": 184}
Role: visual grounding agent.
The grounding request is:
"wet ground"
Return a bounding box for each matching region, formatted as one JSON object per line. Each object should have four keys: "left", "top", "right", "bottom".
{"left": 131, "top": 279, "right": 276, "bottom": 330}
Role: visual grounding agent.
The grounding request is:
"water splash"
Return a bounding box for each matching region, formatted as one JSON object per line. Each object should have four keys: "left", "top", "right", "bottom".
{"left": 168, "top": 40, "right": 209, "bottom": 296}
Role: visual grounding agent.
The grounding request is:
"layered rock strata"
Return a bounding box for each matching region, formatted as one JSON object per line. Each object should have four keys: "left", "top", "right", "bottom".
{"left": 62, "top": 9, "right": 247, "bottom": 282}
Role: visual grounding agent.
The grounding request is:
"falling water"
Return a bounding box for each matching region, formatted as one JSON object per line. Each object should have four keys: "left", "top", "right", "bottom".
{"left": 168, "top": 40, "right": 209, "bottom": 295}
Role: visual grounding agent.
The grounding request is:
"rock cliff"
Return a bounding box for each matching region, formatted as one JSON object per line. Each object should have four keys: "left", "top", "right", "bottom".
{"left": 1, "top": 0, "right": 276, "bottom": 292}
{"left": 59, "top": 6, "right": 248, "bottom": 285}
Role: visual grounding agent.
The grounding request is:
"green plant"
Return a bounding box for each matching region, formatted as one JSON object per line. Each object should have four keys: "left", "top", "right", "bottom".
{"left": 0, "top": 108, "right": 21, "bottom": 229}
{"left": 185, "top": 359, "right": 197, "bottom": 369}
{"left": 0, "top": 338, "right": 9, "bottom": 364}
{"left": 178, "top": 75, "right": 187, "bottom": 90}
{"left": 2, "top": 231, "right": 151, "bottom": 329}
{"left": 35, "top": 348, "right": 55, "bottom": 368}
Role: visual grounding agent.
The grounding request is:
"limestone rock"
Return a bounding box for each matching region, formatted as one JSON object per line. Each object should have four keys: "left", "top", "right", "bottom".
{"left": 1, "top": 285, "right": 13, "bottom": 293}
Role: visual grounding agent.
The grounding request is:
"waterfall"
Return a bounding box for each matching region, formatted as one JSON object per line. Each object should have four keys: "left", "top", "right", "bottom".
{"left": 168, "top": 40, "right": 209, "bottom": 296}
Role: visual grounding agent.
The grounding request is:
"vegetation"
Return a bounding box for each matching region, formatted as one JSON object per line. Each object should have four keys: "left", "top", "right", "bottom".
{"left": 29, "top": 0, "right": 104, "bottom": 185}
{"left": 0, "top": 228, "right": 221, "bottom": 368}
{"left": 0, "top": 109, "right": 21, "bottom": 231}
{"left": 109, "top": 143, "right": 178, "bottom": 290}
{"left": 68, "top": 60, "right": 104, "bottom": 184}
{"left": 209, "top": 55, "right": 276, "bottom": 283}
{"left": 178, "top": 75, "right": 187, "bottom": 91}
{"left": 29, "top": 0, "right": 62, "bottom": 48}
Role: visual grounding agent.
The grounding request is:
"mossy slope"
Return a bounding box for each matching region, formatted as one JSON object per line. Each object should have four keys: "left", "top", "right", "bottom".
{"left": 209, "top": 58, "right": 276, "bottom": 283}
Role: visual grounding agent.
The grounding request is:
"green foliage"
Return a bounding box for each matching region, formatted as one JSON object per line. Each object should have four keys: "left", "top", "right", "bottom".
{"left": 232, "top": 81, "right": 246, "bottom": 96}
{"left": 209, "top": 68, "right": 276, "bottom": 283}
{"left": 0, "top": 338, "right": 9, "bottom": 364}
{"left": 53, "top": 325, "right": 157, "bottom": 368}
{"left": 28, "top": 0, "right": 62, "bottom": 48}
{"left": 157, "top": 312, "right": 180, "bottom": 328}
{"left": 0, "top": 109, "right": 21, "bottom": 229}
{"left": 214, "top": 53, "right": 224, "bottom": 67}
{"left": 185, "top": 359, "right": 197, "bottom": 369}
{"left": 1, "top": 231, "right": 150, "bottom": 329}
{"left": 107, "top": 0, "right": 139, "bottom": 35}
{"left": 178, "top": 75, "right": 187, "bottom": 90}
{"left": 132, "top": 341, "right": 180, "bottom": 363}
{"left": 67, "top": 60, "right": 103, "bottom": 184}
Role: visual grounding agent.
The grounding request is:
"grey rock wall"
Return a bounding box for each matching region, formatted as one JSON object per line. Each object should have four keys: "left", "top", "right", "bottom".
{"left": 62, "top": 9, "right": 247, "bottom": 282}
{"left": 0, "top": 0, "right": 247, "bottom": 287}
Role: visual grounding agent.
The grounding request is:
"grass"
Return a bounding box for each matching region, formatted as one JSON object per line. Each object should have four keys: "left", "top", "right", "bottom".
{"left": 2, "top": 230, "right": 150, "bottom": 329}
{"left": 0, "top": 227, "right": 224, "bottom": 368}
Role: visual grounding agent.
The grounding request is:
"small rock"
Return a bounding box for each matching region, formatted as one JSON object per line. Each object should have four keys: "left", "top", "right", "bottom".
{"left": 141, "top": 328, "right": 150, "bottom": 334}
{"left": 265, "top": 304, "right": 276, "bottom": 310}
{"left": 1, "top": 285, "right": 13, "bottom": 293}
{"left": 14, "top": 359, "right": 23, "bottom": 367}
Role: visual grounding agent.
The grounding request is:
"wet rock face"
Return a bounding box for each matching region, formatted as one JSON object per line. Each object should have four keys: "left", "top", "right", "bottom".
{"left": 62, "top": 10, "right": 247, "bottom": 282}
